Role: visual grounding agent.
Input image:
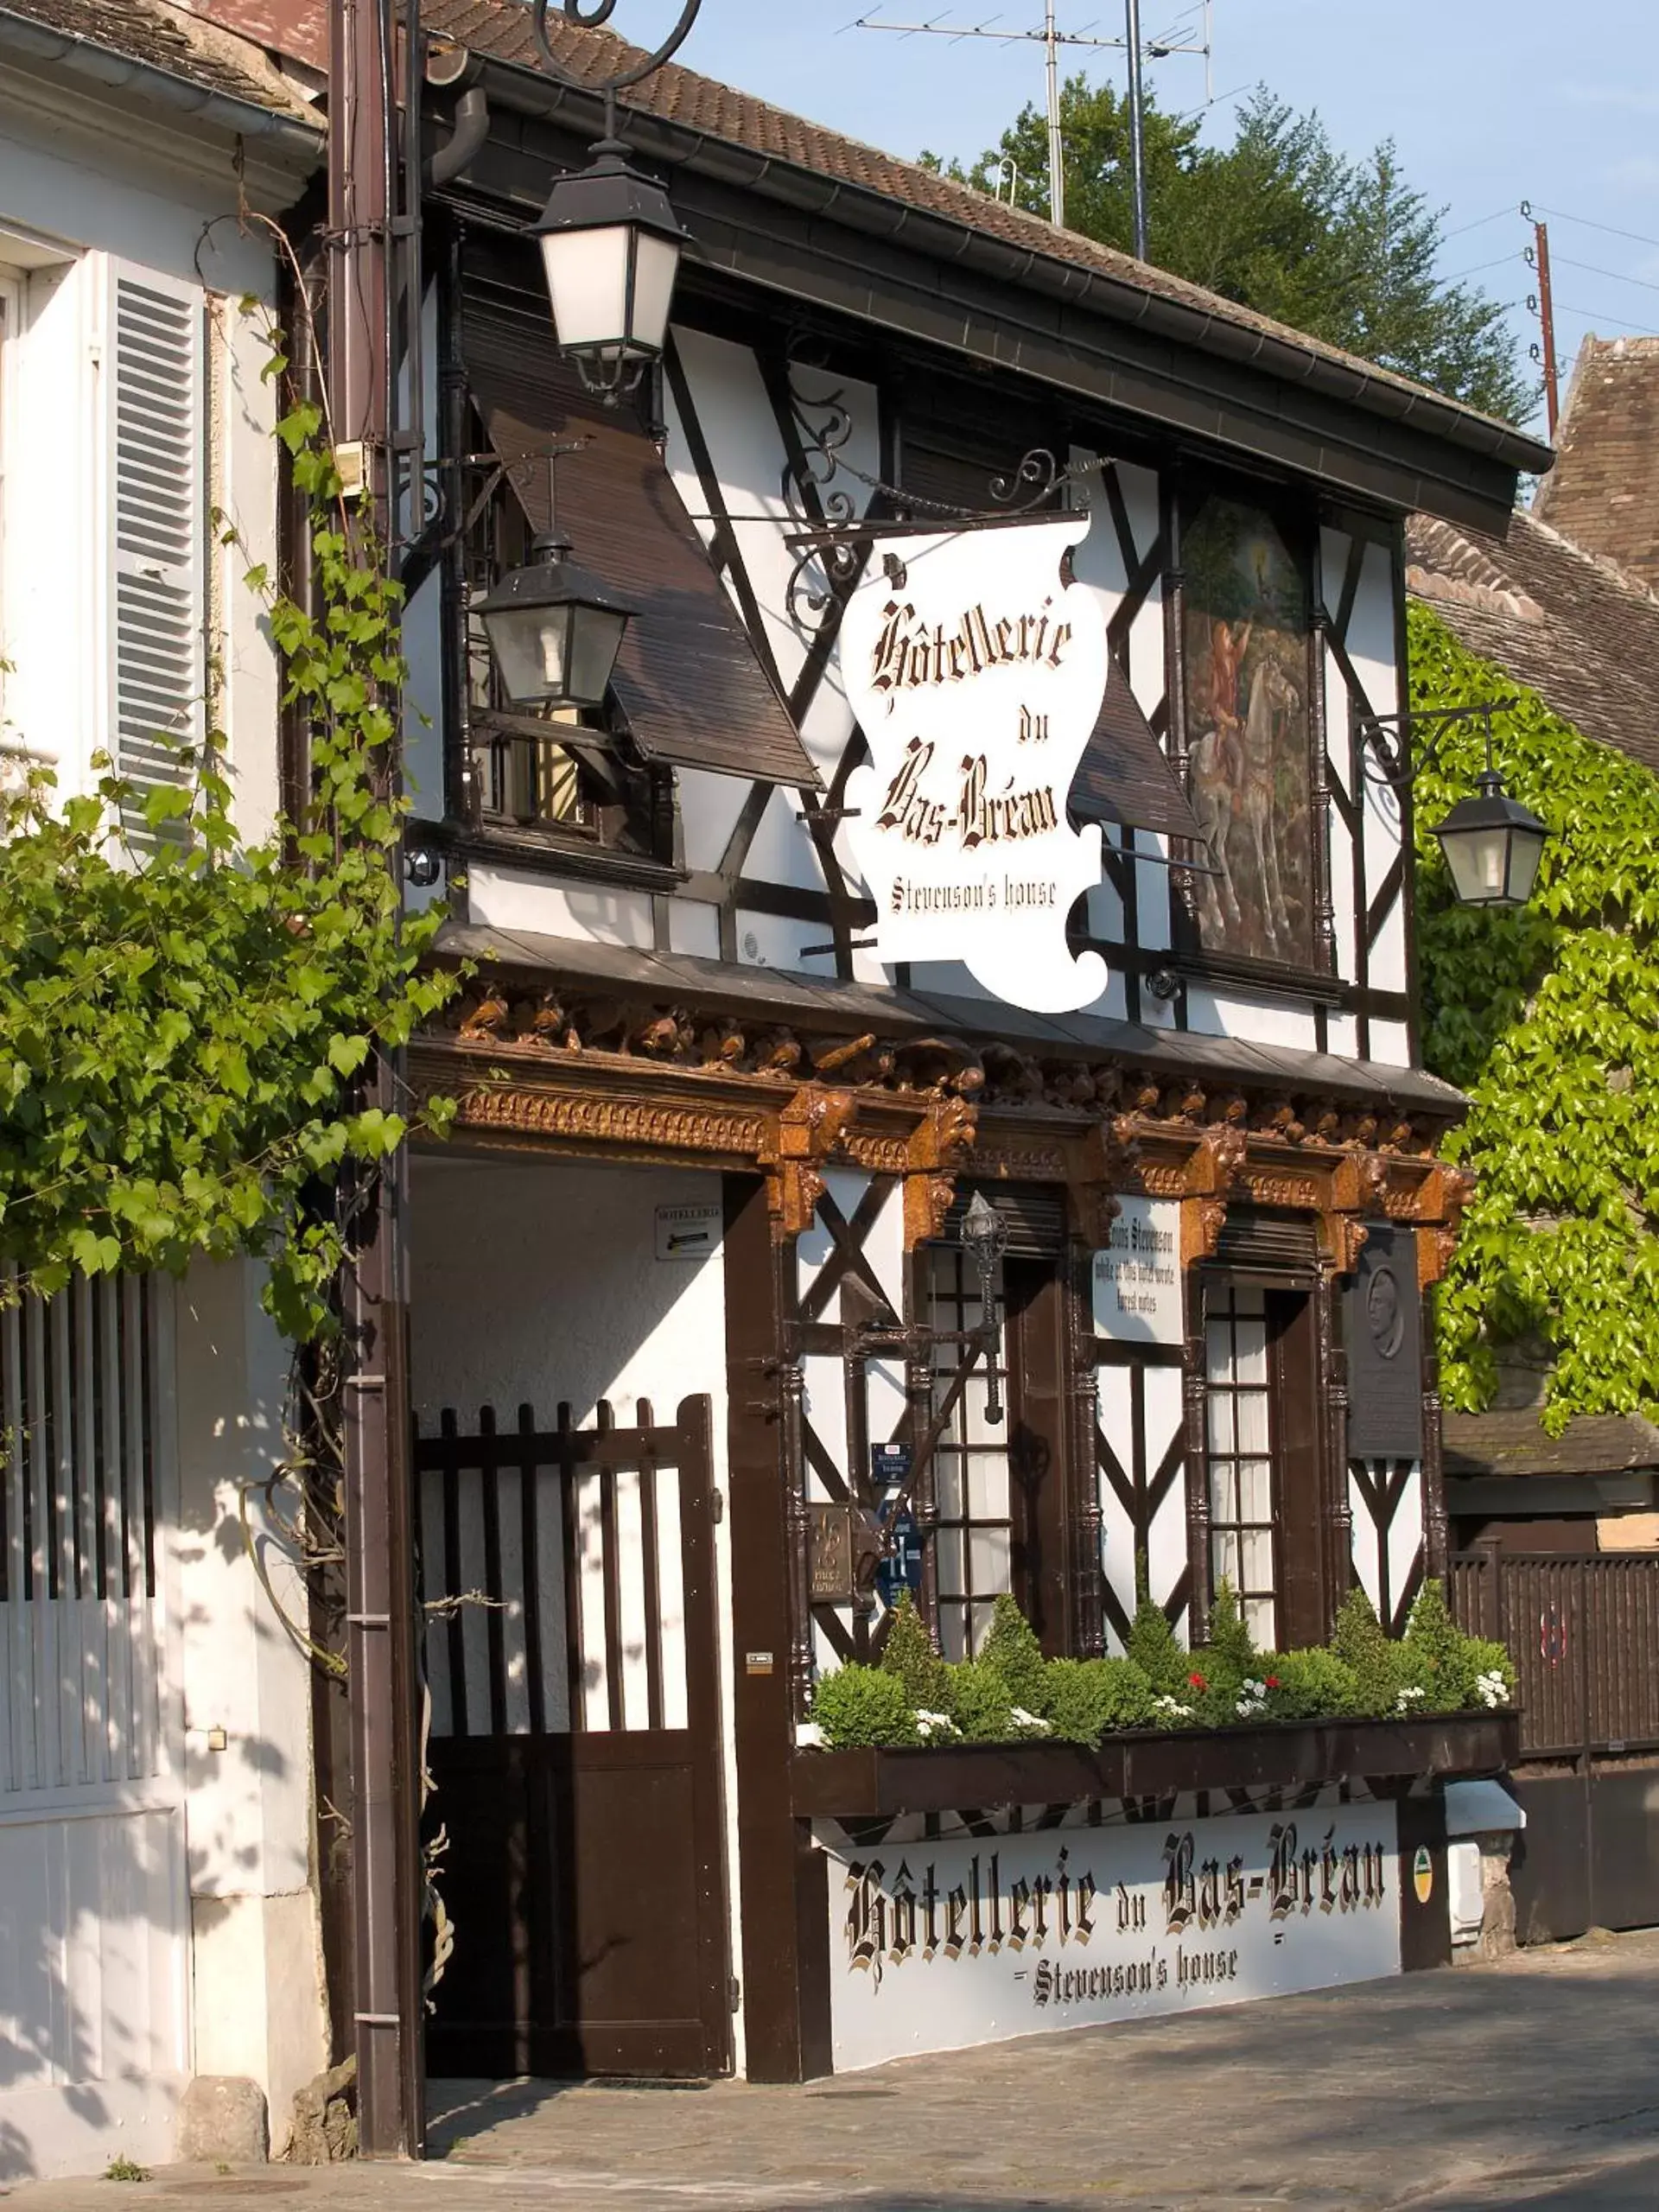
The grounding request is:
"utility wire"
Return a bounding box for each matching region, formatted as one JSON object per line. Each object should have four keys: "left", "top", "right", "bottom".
{"left": 1441, "top": 205, "right": 1516, "bottom": 242}
{"left": 1527, "top": 201, "right": 1659, "bottom": 254}
{"left": 1441, "top": 251, "right": 1522, "bottom": 283}
{"left": 1554, "top": 253, "right": 1659, "bottom": 296}
{"left": 1553, "top": 301, "right": 1656, "bottom": 336}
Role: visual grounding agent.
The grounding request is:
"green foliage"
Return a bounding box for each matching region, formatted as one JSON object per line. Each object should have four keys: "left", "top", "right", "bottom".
{"left": 0, "top": 325, "right": 458, "bottom": 1340}
{"left": 1411, "top": 601, "right": 1659, "bottom": 1431}
{"left": 978, "top": 1590, "right": 1049, "bottom": 1711}
{"left": 810, "top": 1662, "right": 919, "bottom": 1748}
{"left": 922, "top": 83, "right": 1527, "bottom": 421}
{"left": 1262, "top": 1648, "right": 1360, "bottom": 1721}
{"left": 943, "top": 1657, "right": 1020, "bottom": 1741}
{"left": 103, "top": 2158, "right": 150, "bottom": 2183}
{"left": 1126, "top": 1591, "right": 1189, "bottom": 1697}
{"left": 1205, "top": 1579, "right": 1257, "bottom": 1679}
{"left": 879, "top": 1589, "right": 946, "bottom": 1710}
{"left": 805, "top": 1591, "right": 1515, "bottom": 1746}
{"left": 1042, "top": 1656, "right": 1158, "bottom": 1745}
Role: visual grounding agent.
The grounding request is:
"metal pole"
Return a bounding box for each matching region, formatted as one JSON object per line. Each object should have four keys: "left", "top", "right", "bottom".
{"left": 327, "top": 0, "right": 423, "bottom": 2157}
{"left": 1125, "top": 0, "right": 1147, "bottom": 260}
{"left": 1534, "top": 216, "right": 1560, "bottom": 439}
{"left": 1044, "top": 0, "right": 1065, "bottom": 228}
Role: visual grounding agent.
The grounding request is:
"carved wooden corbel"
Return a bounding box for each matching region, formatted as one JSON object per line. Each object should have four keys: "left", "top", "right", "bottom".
{"left": 1322, "top": 1145, "right": 1389, "bottom": 1275}
{"left": 1179, "top": 1124, "right": 1247, "bottom": 1266}
{"left": 760, "top": 1085, "right": 857, "bottom": 1241}
{"left": 901, "top": 1095, "right": 980, "bottom": 1248}
{"left": 1066, "top": 1119, "right": 1132, "bottom": 1248}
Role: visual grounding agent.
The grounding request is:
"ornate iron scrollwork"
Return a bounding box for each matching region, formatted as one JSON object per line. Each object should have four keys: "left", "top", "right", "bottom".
{"left": 782, "top": 356, "right": 863, "bottom": 635}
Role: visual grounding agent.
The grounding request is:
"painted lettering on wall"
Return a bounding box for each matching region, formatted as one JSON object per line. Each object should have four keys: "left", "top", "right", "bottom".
{"left": 826, "top": 1802, "right": 1402, "bottom": 2070}
{"left": 1092, "top": 1196, "right": 1185, "bottom": 1345}
{"left": 840, "top": 517, "right": 1110, "bottom": 1014}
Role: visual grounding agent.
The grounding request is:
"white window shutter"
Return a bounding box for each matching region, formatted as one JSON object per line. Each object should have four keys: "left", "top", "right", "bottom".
{"left": 105, "top": 262, "right": 204, "bottom": 843}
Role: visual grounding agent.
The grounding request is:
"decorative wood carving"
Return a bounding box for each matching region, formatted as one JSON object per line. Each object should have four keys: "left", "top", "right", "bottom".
{"left": 443, "top": 1081, "right": 768, "bottom": 1158}
{"left": 901, "top": 1096, "right": 980, "bottom": 1249}
{"left": 760, "top": 1086, "right": 857, "bottom": 1241}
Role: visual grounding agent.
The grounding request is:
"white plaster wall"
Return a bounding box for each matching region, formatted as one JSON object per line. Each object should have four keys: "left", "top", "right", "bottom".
{"left": 1185, "top": 989, "right": 1321, "bottom": 1052}
{"left": 408, "top": 1155, "right": 747, "bottom": 2069}
{"left": 466, "top": 868, "right": 655, "bottom": 945}
{"left": 172, "top": 1262, "right": 327, "bottom": 2152}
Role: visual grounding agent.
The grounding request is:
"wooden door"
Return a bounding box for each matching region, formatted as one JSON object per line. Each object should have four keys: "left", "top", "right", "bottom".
{"left": 416, "top": 1395, "right": 729, "bottom": 2079}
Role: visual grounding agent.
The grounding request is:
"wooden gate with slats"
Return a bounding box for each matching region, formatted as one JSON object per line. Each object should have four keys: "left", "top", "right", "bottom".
{"left": 416, "top": 1395, "right": 729, "bottom": 2080}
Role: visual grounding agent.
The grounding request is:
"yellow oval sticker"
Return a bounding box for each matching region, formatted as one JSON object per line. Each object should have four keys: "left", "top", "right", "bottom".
{"left": 1412, "top": 1845, "right": 1433, "bottom": 1904}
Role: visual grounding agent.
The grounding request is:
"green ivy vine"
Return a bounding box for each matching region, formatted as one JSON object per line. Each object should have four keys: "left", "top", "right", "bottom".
{"left": 0, "top": 312, "right": 458, "bottom": 1341}
{"left": 1410, "top": 598, "right": 1659, "bottom": 1432}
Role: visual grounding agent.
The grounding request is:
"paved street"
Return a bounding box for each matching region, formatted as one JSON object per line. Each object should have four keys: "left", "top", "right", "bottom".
{"left": 9, "top": 1930, "right": 1659, "bottom": 2212}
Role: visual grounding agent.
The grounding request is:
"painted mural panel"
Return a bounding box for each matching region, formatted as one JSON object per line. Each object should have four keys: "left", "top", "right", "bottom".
{"left": 1184, "top": 499, "right": 1313, "bottom": 966}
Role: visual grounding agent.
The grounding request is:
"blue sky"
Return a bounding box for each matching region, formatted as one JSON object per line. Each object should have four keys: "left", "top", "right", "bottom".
{"left": 635, "top": 0, "right": 1658, "bottom": 436}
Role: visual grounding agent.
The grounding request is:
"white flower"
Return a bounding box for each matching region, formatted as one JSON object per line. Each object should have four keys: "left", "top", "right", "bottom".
{"left": 1152, "top": 1694, "right": 1195, "bottom": 1720}
{"left": 1395, "top": 1684, "right": 1427, "bottom": 1713}
{"left": 796, "top": 1721, "right": 826, "bottom": 1749}
{"left": 915, "top": 1708, "right": 961, "bottom": 1740}
{"left": 1010, "top": 1707, "right": 1052, "bottom": 1733}
{"left": 1475, "top": 1669, "right": 1510, "bottom": 1710}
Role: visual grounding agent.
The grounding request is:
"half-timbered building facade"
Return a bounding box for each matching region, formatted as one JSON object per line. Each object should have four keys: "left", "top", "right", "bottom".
{"left": 386, "top": 10, "right": 1546, "bottom": 2089}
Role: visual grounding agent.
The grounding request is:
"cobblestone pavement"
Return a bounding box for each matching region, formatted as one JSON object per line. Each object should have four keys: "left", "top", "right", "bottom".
{"left": 8, "top": 1930, "right": 1659, "bottom": 2212}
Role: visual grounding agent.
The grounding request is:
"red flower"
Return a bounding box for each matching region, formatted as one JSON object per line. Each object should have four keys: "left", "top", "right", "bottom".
{"left": 1188, "top": 1670, "right": 1207, "bottom": 1691}
{"left": 1265, "top": 1675, "right": 1281, "bottom": 1689}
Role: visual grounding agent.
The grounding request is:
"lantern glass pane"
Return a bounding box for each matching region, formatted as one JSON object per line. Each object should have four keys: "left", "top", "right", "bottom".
{"left": 539, "top": 223, "right": 632, "bottom": 353}
{"left": 1439, "top": 823, "right": 1508, "bottom": 906}
{"left": 1505, "top": 823, "right": 1547, "bottom": 906}
{"left": 481, "top": 603, "right": 575, "bottom": 706}
{"left": 566, "top": 605, "right": 629, "bottom": 708}
{"left": 627, "top": 229, "right": 683, "bottom": 359}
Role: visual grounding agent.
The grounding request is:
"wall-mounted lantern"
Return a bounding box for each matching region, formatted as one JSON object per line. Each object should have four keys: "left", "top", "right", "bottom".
{"left": 960, "top": 1190, "right": 1009, "bottom": 1427}
{"left": 1361, "top": 702, "right": 1548, "bottom": 912}
{"left": 526, "top": 0, "right": 703, "bottom": 399}
{"left": 475, "top": 530, "right": 637, "bottom": 709}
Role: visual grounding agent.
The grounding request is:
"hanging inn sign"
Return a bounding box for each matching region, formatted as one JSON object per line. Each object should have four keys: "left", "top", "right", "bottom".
{"left": 842, "top": 515, "right": 1110, "bottom": 1014}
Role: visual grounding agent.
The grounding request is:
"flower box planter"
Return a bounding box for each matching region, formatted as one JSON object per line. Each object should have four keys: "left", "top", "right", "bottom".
{"left": 791, "top": 1710, "right": 1521, "bottom": 1821}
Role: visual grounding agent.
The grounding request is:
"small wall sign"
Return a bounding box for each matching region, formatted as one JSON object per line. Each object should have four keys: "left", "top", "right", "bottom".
{"left": 654, "top": 1202, "right": 721, "bottom": 1263}
{"left": 1344, "top": 1223, "right": 1423, "bottom": 1458}
{"left": 1092, "top": 1197, "right": 1184, "bottom": 1345}
{"left": 839, "top": 514, "right": 1110, "bottom": 1014}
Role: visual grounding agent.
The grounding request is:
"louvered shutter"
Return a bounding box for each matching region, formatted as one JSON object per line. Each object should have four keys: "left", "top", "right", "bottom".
{"left": 106, "top": 264, "right": 204, "bottom": 844}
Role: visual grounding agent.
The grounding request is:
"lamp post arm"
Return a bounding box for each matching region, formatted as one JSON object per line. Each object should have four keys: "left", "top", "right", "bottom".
{"left": 1356, "top": 700, "right": 1520, "bottom": 791}
{"left": 531, "top": 0, "right": 702, "bottom": 99}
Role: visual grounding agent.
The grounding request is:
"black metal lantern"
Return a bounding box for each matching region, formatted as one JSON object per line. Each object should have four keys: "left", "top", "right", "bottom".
{"left": 960, "top": 1191, "right": 1009, "bottom": 1427}
{"left": 1430, "top": 768, "right": 1549, "bottom": 910}
{"left": 530, "top": 143, "right": 690, "bottom": 399}
{"left": 474, "top": 531, "right": 638, "bottom": 709}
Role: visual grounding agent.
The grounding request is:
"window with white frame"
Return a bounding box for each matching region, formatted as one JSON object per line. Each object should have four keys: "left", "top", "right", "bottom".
{"left": 924, "top": 1242, "right": 1013, "bottom": 1659}
{"left": 1205, "top": 1282, "right": 1279, "bottom": 1647}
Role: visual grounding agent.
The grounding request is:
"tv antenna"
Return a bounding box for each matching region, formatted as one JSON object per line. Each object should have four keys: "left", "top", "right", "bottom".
{"left": 852, "top": 0, "right": 1211, "bottom": 251}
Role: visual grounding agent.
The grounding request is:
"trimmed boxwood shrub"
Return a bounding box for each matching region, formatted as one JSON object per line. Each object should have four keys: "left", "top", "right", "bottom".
{"left": 804, "top": 1580, "right": 1515, "bottom": 1750}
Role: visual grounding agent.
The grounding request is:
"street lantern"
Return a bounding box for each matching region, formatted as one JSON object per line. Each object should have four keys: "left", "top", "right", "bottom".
{"left": 531, "top": 143, "right": 690, "bottom": 398}
{"left": 1430, "top": 768, "right": 1549, "bottom": 911}
{"left": 474, "top": 531, "right": 638, "bottom": 709}
{"left": 960, "top": 1191, "right": 1009, "bottom": 1427}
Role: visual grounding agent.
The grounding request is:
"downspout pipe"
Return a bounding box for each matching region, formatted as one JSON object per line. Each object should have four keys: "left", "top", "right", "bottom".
{"left": 424, "top": 45, "right": 488, "bottom": 188}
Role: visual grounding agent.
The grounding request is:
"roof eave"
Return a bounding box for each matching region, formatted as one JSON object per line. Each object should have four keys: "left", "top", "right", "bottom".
{"left": 467, "top": 59, "right": 1553, "bottom": 485}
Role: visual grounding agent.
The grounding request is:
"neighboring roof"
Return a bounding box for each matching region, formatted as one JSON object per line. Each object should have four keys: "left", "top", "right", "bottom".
{"left": 0, "top": 0, "right": 320, "bottom": 135}
{"left": 1532, "top": 335, "right": 1659, "bottom": 596}
{"left": 1444, "top": 1408, "right": 1659, "bottom": 1483}
{"left": 419, "top": 0, "right": 1549, "bottom": 488}
{"left": 1405, "top": 508, "right": 1659, "bottom": 778}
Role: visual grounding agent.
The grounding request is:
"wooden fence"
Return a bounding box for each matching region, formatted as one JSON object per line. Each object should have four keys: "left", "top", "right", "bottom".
{"left": 1449, "top": 1550, "right": 1659, "bottom": 1760}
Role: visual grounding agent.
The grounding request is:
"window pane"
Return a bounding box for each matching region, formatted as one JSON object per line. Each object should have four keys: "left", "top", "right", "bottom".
{"left": 1232, "top": 1283, "right": 1266, "bottom": 1318}
{"left": 1244, "top": 1595, "right": 1276, "bottom": 1649}
{"left": 1205, "top": 1321, "right": 1233, "bottom": 1382}
{"left": 935, "top": 1526, "right": 965, "bottom": 1598}
{"left": 966, "top": 1453, "right": 1009, "bottom": 1519}
{"left": 1208, "top": 1461, "right": 1237, "bottom": 1524}
{"left": 1238, "top": 1458, "right": 1273, "bottom": 1522}
{"left": 1235, "top": 1319, "right": 1268, "bottom": 1384}
{"left": 1236, "top": 1391, "right": 1269, "bottom": 1454}
{"left": 1242, "top": 1528, "right": 1275, "bottom": 1592}
{"left": 934, "top": 1452, "right": 964, "bottom": 1522}
{"left": 969, "top": 1599, "right": 998, "bottom": 1656}
{"left": 1207, "top": 1395, "right": 1235, "bottom": 1453}
{"left": 1212, "top": 1530, "right": 1241, "bottom": 1590}
{"left": 938, "top": 1605, "right": 969, "bottom": 1662}
{"left": 969, "top": 1525, "right": 1012, "bottom": 1596}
